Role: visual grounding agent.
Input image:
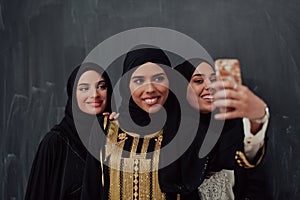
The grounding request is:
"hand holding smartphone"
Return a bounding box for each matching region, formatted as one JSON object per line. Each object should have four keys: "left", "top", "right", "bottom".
{"left": 214, "top": 59, "right": 242, "bottom": 113}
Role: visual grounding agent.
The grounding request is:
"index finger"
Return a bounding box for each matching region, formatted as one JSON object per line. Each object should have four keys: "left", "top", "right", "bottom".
{"left": 102, "top": 112, "right": 110, "bottom": 116}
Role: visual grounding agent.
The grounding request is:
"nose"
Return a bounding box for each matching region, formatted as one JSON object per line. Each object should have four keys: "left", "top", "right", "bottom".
{"left": 145, "top": 81, "right": 155, "bottom": 93}
{"left": 90, "top": 87, "right": 100, "bottom": 98}
{"left": 204, "top": 79, "right": 215, "bottom": 93}
{"left": 204, "top": 79, "right": 212, "bottom": 89}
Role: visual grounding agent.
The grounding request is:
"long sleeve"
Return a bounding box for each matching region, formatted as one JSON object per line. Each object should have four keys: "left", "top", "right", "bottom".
{"left": 234, "top": 117, "right": 270, "bottom": 199}
{"left": 242, "top": 118, "right": 268, "bottom": 160}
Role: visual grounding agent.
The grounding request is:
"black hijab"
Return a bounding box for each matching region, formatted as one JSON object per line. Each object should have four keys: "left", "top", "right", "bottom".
{"left": 156, "top": 59, "right": 212, "bottom": 195}
{"left": 118, "top": 46, "right": 179, "bottom": 138}
{"left": 174, "top": 58, "right": 214, "bottom": 128}
{"left": 51, "top": 63, "right": 112, "bottom": 159}
{"left": 174, "top": 58, "right": 215, "bottom": 127}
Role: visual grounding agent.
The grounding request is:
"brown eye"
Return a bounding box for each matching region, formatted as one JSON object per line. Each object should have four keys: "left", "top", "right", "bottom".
{"left": 193, "top": 79, "right": 204, "bottom": 84}
{"left": 97, "top": 85, "right": 107, "bottom": 90}
{"left": 210, "top": 77, "right": 217, "bottom": 83}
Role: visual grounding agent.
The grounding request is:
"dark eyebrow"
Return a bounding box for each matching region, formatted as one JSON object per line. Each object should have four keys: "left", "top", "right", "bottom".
{"left": 97, "top": 80, "right": 106, "bottom": 84}
{"left": 192, "top": 74, "right": 205, "bottom": 77}
{"left": 78, "top": 83, "right": 90, "bottom": 86}
{"left": 153, "top": 73, "right": 166, "bottom": 77}
{"left": 193, "top": 73, "right": 216, "bottom": 77}
{"left": 131, "top": 75, "right": 144, "bottom": 79}
{"left": 131, "top": 73, "right": 166, "bottom": 79}
{"left": 78, "top": 80, "right": 106, "bottom": 86}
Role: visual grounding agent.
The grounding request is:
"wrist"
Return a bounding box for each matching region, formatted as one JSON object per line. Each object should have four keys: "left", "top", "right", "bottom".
{"left": 250, "top": 105, "right": 270, "bottom": 124}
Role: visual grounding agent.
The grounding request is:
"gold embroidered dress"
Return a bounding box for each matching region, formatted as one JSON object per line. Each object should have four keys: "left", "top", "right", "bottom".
{"left": 103, "top": 120, "right": 167, "bottom": 200}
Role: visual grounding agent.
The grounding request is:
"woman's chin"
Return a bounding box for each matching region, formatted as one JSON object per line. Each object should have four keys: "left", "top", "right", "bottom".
{"left": 147, "top": 104, "right": 163, "bottom": 113}
{"left": 83, "top": 107, "right": 104, "bottom": 115}
{"left": 199, "top": 104, "right": 215, "bottom": 114}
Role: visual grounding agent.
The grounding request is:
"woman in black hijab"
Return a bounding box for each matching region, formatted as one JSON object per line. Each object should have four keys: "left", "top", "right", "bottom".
{"left": 175, "top": 59, "right": 269, "bottom": 199}
{"left": 25, "top": 63, "right": 112, "bottom": 200}
{"left": 109, "top": 46, "right": 184, "bottom": 200}
{"left": 82, "top": 46, "right": 192, "bottom": 200}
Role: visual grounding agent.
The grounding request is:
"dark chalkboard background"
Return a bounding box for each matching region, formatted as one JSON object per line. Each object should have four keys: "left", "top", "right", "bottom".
{"left": 1, "top": 0, "right": 299, "bottom": 199}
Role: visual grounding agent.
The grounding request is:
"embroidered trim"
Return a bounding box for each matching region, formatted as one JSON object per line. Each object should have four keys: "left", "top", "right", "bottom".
{"left": 235, "top": 144, "right": 265, "bottom": 169}
{"left": 105, "top": 122, "right": 166, "bottom": 200}
{"left": 199, "top": 170, "right": 235, "bottom": 200}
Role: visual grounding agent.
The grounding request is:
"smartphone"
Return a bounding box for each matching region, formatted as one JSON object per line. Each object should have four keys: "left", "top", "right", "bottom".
{"left": 214, "top": 58, "right": 242, "bottom": 85}
{"left": 214, "top": 58, "right": 242, "bottom": 113}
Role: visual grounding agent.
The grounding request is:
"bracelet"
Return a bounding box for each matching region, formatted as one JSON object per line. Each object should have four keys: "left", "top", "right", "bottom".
{"left": 250, "top": 105, "right": 270, "bottom": 124}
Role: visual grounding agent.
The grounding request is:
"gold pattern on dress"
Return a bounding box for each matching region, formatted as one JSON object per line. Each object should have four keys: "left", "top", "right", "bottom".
{"left": 130, "top": 136, "right": 140, "bottom": 157}
{"left": 105, "top": 120, "right": 122, "bottom": 161}
{"left": 105, "top": 121, "right": 166, "bottom": 200}
{"left": 117, "top": 133, "right": 128, "bottom": 143}
{"left": 140, "top": 136, "right": 150, "bottom": 159}
{"left": 151, "top": 130, "right": 165, "bottom": 200}
{"left": 103, "top": 115, "right": 108, "bottom": 130}
{"left": 106, "top": 120, "right": 125, "bottom": 200}
{"left": 133, "top": 159, "right": 139, "bottom": 200}
{"left": 139, "top": 159, "right": 151, "bottom": 199}
{"left": 106, "top": 120, "right": 119, "bottom": 144}
{"left": 108, "top": 142, "right": 124, "bottom": 200}
{"left": 122, "top": 158, "right": 134, "bottom": 199}
{"left": 155, "top": 135, "right": 163, "bottom": 146}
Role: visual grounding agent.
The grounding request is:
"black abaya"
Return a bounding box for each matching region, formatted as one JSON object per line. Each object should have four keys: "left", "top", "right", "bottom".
{"left": 174, "top": 59, "right": 268, "bottom": 200}
{"left": 25, "top": 63, "right": 112, "bottom": 200}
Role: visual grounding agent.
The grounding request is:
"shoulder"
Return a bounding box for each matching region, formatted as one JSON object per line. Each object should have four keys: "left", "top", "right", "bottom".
{"left": 40, "top": 130, "right": 69, "bottom": 148}
{"left": 107, "top": 119, "right": 119, "bottom": 130}
{"left": 106, "top": 119, "right": 120, "bottom": 140}
{"left": 28, "top": 130, "right": 73, "bottom": 178}
{"left": 35, "top": 130, "right": 70, "bottom": 160}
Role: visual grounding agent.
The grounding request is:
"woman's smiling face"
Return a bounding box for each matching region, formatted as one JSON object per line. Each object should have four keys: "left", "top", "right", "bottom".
{"left": 187, "top": 62, "right": 216, "bottom": 113}
{"left": 76, "top": 70, "right": 108, "bottom": 115}
{"left": 129, "top": 62, "right": 169, "bottom": 113}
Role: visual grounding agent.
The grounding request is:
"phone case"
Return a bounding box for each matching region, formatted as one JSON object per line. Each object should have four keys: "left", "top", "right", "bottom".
{"left": 214, "top": 59, "right": 242, "bottom": 85}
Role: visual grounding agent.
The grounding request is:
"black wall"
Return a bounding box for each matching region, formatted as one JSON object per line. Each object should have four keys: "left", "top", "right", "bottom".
{"left": 1, "top": 0, "right": 299, "bottom": 199}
